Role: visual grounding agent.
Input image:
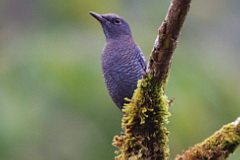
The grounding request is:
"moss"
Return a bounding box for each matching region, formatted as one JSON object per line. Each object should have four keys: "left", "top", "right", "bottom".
{"left": 113, "top": 73, "right": 171, "bottom": 160}
{"left": 175, "top": 117, "right": 240, "bottom": 160}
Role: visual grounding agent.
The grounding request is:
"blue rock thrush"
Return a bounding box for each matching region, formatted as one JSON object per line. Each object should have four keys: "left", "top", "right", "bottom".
{"left": 90, "top": 12, "right": 146, "bottom": 110}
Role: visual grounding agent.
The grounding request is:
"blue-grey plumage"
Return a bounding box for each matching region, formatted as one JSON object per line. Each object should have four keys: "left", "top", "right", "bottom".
{"left": 90, "top": 12, "right": 146, "bottom": 110}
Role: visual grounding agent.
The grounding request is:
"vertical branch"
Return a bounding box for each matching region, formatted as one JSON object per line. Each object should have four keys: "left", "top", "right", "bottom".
{"left": 113, "top": 0, "right": 192, "bottom": 160}
{"left": 148, "top": 0, "right": 191, "bottom": 82}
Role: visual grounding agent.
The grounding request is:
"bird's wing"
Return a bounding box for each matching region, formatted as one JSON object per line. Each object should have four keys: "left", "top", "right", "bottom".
{"left": 135, "top": 46, "right": 147, "bottom": 71}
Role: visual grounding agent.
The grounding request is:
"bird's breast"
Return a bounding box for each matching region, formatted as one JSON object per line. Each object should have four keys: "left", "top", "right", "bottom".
{"left": 102, "top": 43, "right": 145, "bottom": 90}
{"left": 100, "top": 41, "right": 146, "bottom": 109}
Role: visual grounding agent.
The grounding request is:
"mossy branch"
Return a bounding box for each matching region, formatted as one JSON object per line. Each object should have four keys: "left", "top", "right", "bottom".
{"left": 175, "top": 117, "right": 240, "bottom": 160}
{"left": 113, "top": 0, "right": 192, "bottom": 159}
{"left": 113, "top": 74, "right": 171, "bottom": 160}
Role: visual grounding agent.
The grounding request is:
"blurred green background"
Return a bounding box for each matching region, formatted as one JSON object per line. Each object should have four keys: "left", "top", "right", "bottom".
{"left": 0, "top": 0, "right": 240, "bottom": 159}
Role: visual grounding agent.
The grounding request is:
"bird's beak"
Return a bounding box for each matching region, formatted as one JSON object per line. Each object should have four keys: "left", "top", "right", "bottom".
{"left": 89, "top": 11, "right": 106, "bottom": 22}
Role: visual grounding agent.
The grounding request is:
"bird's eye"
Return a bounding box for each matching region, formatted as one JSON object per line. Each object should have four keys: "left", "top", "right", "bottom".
{"left": 114, "top": 18, "right": 121, "bottom": 24}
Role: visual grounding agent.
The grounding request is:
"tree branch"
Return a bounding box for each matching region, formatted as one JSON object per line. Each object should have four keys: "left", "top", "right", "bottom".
{"left": 175, "top": 117, "right": 240, "bottom": 160}
{"left": 113, "top": 0, "right": 192, "bottom": 159}
{"left": 112, "top": 0, "right": 240, "bottom": 159}
{"left": 148, "top": 0, "right": 191, "bottom": 81}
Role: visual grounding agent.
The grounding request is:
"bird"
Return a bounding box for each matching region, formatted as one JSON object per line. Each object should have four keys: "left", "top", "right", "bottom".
{"left": 89, "top": 12, "right": 147, "bottom": 110}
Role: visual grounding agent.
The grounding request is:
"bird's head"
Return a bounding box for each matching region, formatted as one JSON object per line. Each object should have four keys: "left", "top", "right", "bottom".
{"left": 89, "top": 12, "right": 132, "bottom": 40}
